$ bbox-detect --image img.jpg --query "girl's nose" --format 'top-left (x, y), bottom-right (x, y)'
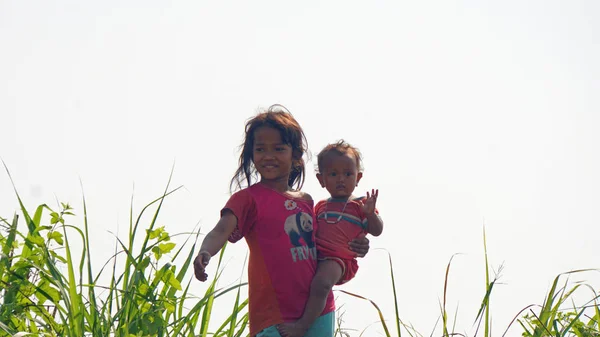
top-left (263, 151), bottom-right (276, 160)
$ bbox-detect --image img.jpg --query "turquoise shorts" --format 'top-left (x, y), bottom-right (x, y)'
top-left (255, 311), bottom-right (335, 337)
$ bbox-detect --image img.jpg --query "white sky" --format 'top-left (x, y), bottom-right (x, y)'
top-left (1, 1), bottom-right (599, 336)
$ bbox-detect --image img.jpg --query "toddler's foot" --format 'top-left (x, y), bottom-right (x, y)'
top-left (278, 321), bottom-right (308, 337)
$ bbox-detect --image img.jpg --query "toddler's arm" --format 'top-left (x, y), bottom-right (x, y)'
top-left (366, 212), bottom-right (383, 237)
top-left (362, 189), bottom-right (383, 236)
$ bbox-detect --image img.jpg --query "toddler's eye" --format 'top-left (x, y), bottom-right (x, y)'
top-left (345, 172), bottom-right (353, 177)
top-left (329, 172), bottom-right (337, 177)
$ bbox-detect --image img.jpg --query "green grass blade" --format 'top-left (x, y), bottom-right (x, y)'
top-left (227, 252), bottom-right (248, 337)
top-left (337, 289), bottom-right (391, 337)
top-left (0, 213), bottom-right (18, 282)
top-left (501, 304), bottom-right (536, 337)
top-left (61, 223), bottom-right (84, 336)
top-left (167, 227), bottom-right (202, 299)
top-left (442, 253), bottom-right (460, 337)
top-left (483, 226), bottom-right (490, 337)
top-left (80, 182), bottom-right (101, 336)
top-left (385, 251), bottom-right (402, 337)
top-left (0, 320), bottom-right (16, 335)
top-left (212, 299), bottom-right (249, 336)
top-left (200, 244), bottom-right (228, 336)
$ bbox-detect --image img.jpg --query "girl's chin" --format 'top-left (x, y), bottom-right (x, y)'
top-left (260, 175), bottom-right (286, 182)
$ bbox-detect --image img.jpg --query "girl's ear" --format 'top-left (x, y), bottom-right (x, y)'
top-left (293, 150), bottom-right (303, 161)
top-left (292, 152), bottom-right (303, 167)
top-left (292, 158), bottom-right (303, 172)
top-left (356, 172), bottom-right (363, 186)
top-left (316, 173), bottom-right (326, 188)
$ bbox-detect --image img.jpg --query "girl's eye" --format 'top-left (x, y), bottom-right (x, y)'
top-left (255, 148), bottom-right (264, 152)
top-left (276, 147), bottom-right (285, 152)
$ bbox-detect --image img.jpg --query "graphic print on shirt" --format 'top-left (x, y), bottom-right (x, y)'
top-left (283, 210), bottom-right (317, 262)
top-left (284, 199), bottom-right (298, 211)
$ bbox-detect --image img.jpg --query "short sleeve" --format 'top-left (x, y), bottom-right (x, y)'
top-left (314, 199), bottom-right (326, 217)
top-left (222, 189), bottom-right (257, 243)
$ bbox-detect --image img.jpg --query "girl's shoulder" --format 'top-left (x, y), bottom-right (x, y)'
top-left (225, 187), bottom-right (257, 209)
top-left (286, 190), bottom-right (313, 202)
top-left (229, 186), bottom-right (255, 199)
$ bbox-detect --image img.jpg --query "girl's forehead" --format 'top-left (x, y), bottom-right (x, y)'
top-left (253, 126), bottom-right (283, 143)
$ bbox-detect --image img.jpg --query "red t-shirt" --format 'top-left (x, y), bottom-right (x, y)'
top-left (315, 197), bottom-right (376, 259)
top-left (224, 183), bottom-right (335, 336)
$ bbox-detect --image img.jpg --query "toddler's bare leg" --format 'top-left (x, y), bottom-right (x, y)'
top-left (279, 260), bottom-right (343, 337)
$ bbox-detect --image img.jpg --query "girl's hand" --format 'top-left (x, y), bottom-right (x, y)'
top-left (361, 189), bottom-right (379, 215)
top-left (193, 251), bottom-right (211, 281)
top-left (349, 235), bottom-right (370, 258)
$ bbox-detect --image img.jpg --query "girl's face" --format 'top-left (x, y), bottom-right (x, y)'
top-left (252, 126), bottom-right (294, 184)
top-left (317, 153), bottom-right (363, 199)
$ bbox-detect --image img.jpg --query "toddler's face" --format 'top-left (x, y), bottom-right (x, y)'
top-left (317, 153), bottom-right (362, 199)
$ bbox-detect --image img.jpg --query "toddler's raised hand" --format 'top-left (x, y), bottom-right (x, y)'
top-left (193, 251), bottom-right (211, 282)
top-left (362, 189), bottom-right (379, 215)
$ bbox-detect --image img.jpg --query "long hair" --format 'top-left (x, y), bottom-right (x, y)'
top-left (230, 104), bottom-right (309, 193)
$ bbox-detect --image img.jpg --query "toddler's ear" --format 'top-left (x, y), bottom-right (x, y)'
top-left (356, 172), bottom-right (363, 186)
top-left (316, 173), bottom-right (326, 188)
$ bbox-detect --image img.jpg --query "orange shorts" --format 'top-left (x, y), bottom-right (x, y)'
top-left (318, 256), bottom-right (359, 285)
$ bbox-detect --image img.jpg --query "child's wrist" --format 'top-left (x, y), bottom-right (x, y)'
top-left (199, 250), bottom-right (211, 257)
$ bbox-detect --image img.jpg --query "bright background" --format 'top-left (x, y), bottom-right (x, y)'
top-left (1, 1), bottom-right (599, 336)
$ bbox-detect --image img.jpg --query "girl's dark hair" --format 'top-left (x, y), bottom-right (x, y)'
top-left (316, 139), bottom-right (363, 173)
top-left (230, 104), bottom-right (309, 193)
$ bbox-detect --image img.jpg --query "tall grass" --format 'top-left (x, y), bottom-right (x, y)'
top-left (0, 164), bottom-right (248, 337)
top-left (509, 269), bottom-right (600, 337)
top-left (338, 227), bottom-right (599, 337)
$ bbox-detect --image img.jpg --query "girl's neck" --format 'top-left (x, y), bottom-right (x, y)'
top-left (259, 177), bottom-right (292, 193)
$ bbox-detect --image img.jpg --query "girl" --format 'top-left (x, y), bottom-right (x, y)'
top-left (193, 105), bottom-right (370, 337)
top-left (279, 140), bottom-right (383, 337)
